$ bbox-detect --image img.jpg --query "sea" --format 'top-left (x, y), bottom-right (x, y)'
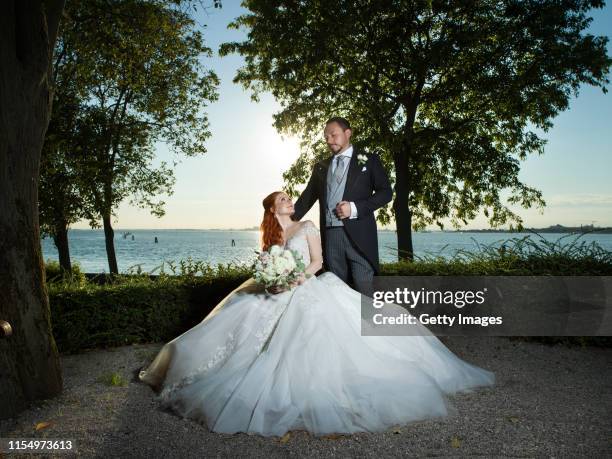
top-left (40, 229), bottom-right (612, 274)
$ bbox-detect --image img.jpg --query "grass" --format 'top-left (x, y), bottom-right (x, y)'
top-left (96, 372), bottom-right (128, 387)
top-left (382, 231), bottom-right (612, 276)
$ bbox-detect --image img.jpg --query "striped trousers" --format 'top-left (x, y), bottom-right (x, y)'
top-left (324, 227), bottom-right (374, 296)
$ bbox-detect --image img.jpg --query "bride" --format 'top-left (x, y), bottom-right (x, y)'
top-left (138, 191), bottom-right (495, 437)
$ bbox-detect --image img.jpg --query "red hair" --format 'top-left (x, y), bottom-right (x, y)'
top-left (260, 191), bottom-right (284, 251)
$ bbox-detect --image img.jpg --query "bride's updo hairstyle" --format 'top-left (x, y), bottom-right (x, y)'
top-left (261, 191), bottom-right (284, 251)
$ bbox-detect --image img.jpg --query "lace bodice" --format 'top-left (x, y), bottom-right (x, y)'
top-left (284, 220), bottom-right (319, 266)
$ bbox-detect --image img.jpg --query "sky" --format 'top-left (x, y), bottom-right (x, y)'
top-left (73, 1), bottom-right (612, 230)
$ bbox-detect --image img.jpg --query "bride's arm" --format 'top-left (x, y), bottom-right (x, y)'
top-left (305, 228), bottom-right (323, 276)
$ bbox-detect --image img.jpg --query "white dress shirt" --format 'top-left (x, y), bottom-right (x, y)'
top-left (331, 145), bottom-right (358, 219)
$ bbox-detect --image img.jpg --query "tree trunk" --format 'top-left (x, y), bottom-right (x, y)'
top-left (52, 219), bottom-right (72, 274)
top-left (102, 213), bottom-right (119, 274)
top-left (0, 0), bottom-right (66, 419)
top-left (393, 149), bottom-right (414, 261)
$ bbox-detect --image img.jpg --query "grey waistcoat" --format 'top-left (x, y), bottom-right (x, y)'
top-left (325, 156), bottom-right (349, 227)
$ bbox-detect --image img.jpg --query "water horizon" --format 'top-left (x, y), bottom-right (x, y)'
top-left (41, 228), bottom-right (612, 274)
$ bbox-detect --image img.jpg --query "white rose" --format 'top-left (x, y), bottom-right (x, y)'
top-left (285, 257), bottom-right (296, 271)
top-left (275, 257), bottom-right (290, 273)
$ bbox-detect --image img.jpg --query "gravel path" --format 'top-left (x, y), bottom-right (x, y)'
top-left (1, 337), bottom-right (611, 458)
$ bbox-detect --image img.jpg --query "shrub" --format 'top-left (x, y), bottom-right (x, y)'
top-left (46, 234), bottom-right (611, 352)
top-left (45, 258), bottom-right (86, 285)
top-left (48, 263), bottom-right (251, 354)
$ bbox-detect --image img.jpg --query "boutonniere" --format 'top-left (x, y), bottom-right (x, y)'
top-left (357, 153), bottom-right (368, 167)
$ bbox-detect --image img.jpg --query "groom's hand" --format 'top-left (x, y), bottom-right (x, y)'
top-left (335, 201), bottom-right (351, 219)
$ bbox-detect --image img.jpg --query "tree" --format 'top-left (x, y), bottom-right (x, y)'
top-left (0, 0), bottom-right (66, 419)
top-left (220, 0), bottom-right (611, 260)
top-left (38, 3), bottom-right (105, 275)
top-left (1, 0), bottom-right (220, 420)
top-left (44, 0), bottom-right (219, 274)
top-left (39, 52), bottom-right (95, 274)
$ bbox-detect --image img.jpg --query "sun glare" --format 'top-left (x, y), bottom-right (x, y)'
top-left (255, 124), bottom-right (302, 170)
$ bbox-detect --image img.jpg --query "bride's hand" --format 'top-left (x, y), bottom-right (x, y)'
top-left (288, 279), bottom-right (300, 289)
top-left (268, 285), bottom-right (286, 294)
top-left (270, 275), bottom-right (306, 294)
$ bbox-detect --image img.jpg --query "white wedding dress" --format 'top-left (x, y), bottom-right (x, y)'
top-left (139, 221), bottom-right (495, 436)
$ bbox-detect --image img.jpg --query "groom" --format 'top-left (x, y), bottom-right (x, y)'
top-left (292, 117), bottom-right (392, 294)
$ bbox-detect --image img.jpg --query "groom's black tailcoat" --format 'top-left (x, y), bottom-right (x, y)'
top-left (292, 147), bottom-right (392, 274)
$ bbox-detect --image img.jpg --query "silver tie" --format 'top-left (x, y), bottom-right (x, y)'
top-left (333, 155), bottom-right (346, 184)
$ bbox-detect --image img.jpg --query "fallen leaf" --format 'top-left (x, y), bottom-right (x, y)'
top-left (35, 421), bottom-right (52, 431)
top-left (451, 435), bottom-right (461, 448)
top-left (323, 434), bottom-right (342, 440)
top-left (279, 432), bottom-right (291, 443)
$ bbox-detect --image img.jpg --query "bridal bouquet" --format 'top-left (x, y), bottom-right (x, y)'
top-left (252, 245), bottom-right (306, 292)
